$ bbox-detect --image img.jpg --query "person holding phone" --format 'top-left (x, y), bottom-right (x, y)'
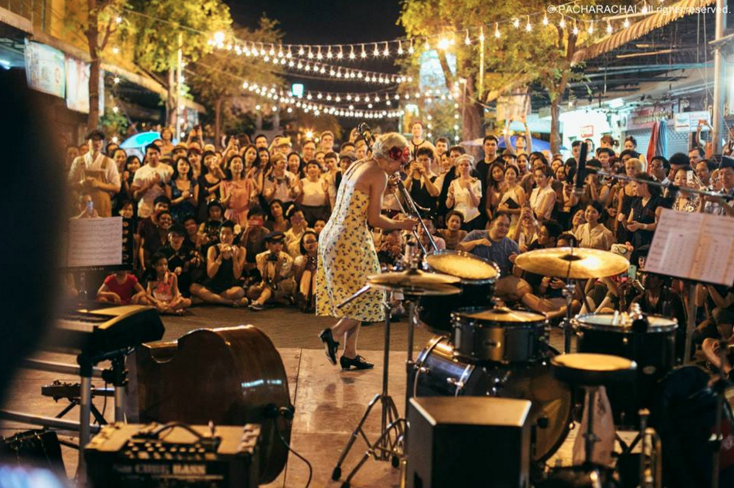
top-left (672, 166), bottom-right (702, 213)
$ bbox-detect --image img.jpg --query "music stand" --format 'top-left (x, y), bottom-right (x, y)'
top-left (645, 209), bottom-right (734, 488)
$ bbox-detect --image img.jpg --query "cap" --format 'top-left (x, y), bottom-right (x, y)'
top-left (502, 149), bottom-right (517, 158)
top-left (264, 231), bottom-right (286, 243)
top-left (168, 223), bottom-right (186, 236)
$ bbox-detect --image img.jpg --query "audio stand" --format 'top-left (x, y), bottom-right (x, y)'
top-left (561, 281), bottom-right (576, 354)
top-left (331, 291), bottom-right (406, 488)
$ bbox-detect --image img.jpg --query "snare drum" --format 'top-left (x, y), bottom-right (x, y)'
top-left (418, 251), bottom-right (499, 335)
top-left (451, 307), bottom-right (548, 363)
top-left (574, 313), bottom-right (677, 426)
top-left (411, 336), bottom-right (572, 462)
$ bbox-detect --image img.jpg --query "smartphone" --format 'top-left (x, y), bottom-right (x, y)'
top-left (687, 170), bottom-right (695, 185)
top-left (628, 265), bottom-right (637, 281)
top-left (86, 200), bottom-right (94, 216)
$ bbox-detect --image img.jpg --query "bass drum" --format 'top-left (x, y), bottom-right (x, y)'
top-left (411, 336), bottom-right (572, 462)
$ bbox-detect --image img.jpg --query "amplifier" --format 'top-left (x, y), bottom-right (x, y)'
top-left (84, 423), bottom-right (260, 488)
top-left (407, 397), bottom-right (532, 488)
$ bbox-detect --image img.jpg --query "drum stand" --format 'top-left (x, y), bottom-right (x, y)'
top-left (331, 291), bottom-right (406, 488)
top-left (561, 281), bottom-right (576, 354)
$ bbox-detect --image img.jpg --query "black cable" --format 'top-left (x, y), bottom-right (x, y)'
top-left (274, 417), bottom-right (312, 488)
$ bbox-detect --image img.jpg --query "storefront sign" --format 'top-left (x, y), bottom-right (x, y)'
top-left (674, 111), bottom-right (711, 132)
top-left (65, 57), bottom-right (90, 113)
top-left (626, 106), bottom-right (673, 131)
top-left (580, 125), bottom-right (594, 138)
top-left (24, 41), bottom-right (65, 98)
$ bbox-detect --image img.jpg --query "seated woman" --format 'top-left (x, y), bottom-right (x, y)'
top-left (144, 253), bottom-right (192, 314)
top-left (293, 230), bottom-right (319, 312)
top-left (247, 231), bottom-right (295, 311)
top-left (575, 201), bottom-right (614, 250)
top-left (97, 270), bottom-right (146, 305)
top-left (437, 210), bottom-right (467, 251)
top-left (190, 220), bottom-right (248, 307)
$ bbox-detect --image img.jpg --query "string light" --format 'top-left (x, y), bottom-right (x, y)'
top-left (464, 30), bottom-right (471, 45)
top-left (587, 21), bottom-right (594, 34)
top-left (542, 15), bottom-right (549, 26)
top-left (513, 18), bottom-right (520, 28)
top-left (559, 17), bottom-right (566, 28)
top-left (606, 21), bottom-right (613, 34)
top-left (572, 22), bottom-right (579, 35)
top-left (494, 23), bottom-right (500, 39)
top-left (408, 41), bottom-right (414, 54)
top-left (525, 16), bottom-right (532, 32)
top-left (397, 42), bottom-right (404, 55)
top-left (623, 17), bottom-right (630, 28)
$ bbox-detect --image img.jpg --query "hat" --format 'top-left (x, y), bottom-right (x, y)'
top-left (502, 149), bottom-right (517, 158)
top-left (339, 150), bottom-right (357, 161)
top-left (264, 231), bottom-right (285, 243)
top-left (610, 243), bottom-right (631, 261)
top-left (168, 223), bottom-right (186, 236)
top-left (276, 136), bottom-right (292, 147)
top-left (173, 143), bottom-right (188, 152)
top-left (188, 146), bottom-right (202, 155)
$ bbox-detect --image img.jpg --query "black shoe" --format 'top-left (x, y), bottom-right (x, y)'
top-left (318, 329), bottom-right (339, 366)
top-left (340, 355), bottom-right (374, 371)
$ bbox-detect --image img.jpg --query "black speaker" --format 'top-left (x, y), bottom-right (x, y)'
top-left (407, 397), bottom-right (531, 488)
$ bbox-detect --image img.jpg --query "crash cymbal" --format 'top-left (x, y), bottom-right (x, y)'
top-left (457, 307), bottom-right (547, 323)
top-left (368, 269), bottom-right (461, 288)
top-left (514, 247), bottom-right (629, 279)
top-left (368, 282), bottom-right (462, 296)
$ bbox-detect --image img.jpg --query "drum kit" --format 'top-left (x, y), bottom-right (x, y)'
top-left (331, 246), bottom-right (681, 488)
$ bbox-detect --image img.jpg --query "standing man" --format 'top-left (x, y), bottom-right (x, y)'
top-left (302, 139), bottom-right (316, 163)
top-left (132, 143), bottom-right (173, 219)
top-left (704, 157), bottom-right (734, 217)
top-left (477, 135), bottom-right (500, 222)
top-left (254, 134), bottom-right (269, 150)
top-left (433, 137), bottom-right (449, 174)
top-left (68, 129), bottom-right (121, 217)
top-left (320, 131), bottom-right (335, 153)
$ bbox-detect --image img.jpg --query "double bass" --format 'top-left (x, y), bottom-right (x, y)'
top-left (126, 325), bottom-right (293, 483)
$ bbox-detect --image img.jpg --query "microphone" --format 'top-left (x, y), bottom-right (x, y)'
top-left (573, 142), bottom-right (589, 198)
top-left (357, 122), bottom-right (374, 147)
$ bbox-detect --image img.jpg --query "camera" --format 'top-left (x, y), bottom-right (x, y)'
top-left (267, 252), bottom-right (279, 262)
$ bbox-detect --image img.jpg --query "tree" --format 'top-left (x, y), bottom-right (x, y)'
top-left (187, 17), bottom-right (283, 144)
top-left (71, 0), bottom-right (127, 130)
top-left (399, 0), bottom-right (609, 152)
top-left (128, 0), bottom-right (233, 127)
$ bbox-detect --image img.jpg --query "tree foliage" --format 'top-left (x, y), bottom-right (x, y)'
top-left (398, 0), bottom-right (620, 151)
top-left (187, 17), bottom-right (284, 143)
top-left (129, 0), bottom-right (232, 73)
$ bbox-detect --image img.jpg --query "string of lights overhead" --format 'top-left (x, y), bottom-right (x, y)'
top-left (205, 0), bottom-right (657, 63)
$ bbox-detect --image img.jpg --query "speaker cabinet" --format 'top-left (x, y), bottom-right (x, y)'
top-left (407, 396), bottom-right (531, 488)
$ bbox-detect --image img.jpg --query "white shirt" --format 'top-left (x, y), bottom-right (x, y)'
top-left (68, 152), bottom-right (120, 193)
top-left (450, 178), bottom-right (482, 222)
top-left (530, 185), bottom-right (555, 220)
top-left (132, 163), bottom-right (172, 218)
top-left (301, 177), bottom-right (329, 206)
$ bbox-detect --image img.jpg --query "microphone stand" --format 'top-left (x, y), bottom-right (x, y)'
top-left (392, 175), bottom-right (438, 255)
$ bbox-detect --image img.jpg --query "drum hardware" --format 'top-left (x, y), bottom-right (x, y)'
top-left (550, 353), bottom-right (637, 466)
top-left (411, 336), bottom-right (573, 463)
top-left (574, 310), bottom-right (677, 428)
top-left (331, 266), bottom-right (460, 488)
top-left (637, 409), bottom-right (663, 488)
top-left (516, 247), bottom-right (630, 354)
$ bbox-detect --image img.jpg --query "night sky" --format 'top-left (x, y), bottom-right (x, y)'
top-left (225, 0), bottom-right (404, 92)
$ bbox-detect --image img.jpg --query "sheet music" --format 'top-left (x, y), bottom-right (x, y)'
top-left (647, 209), bottom-right (734, 285)
top-left (67, 217), bottom-right (123, 268)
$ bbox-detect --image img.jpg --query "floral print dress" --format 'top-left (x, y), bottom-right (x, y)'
top-left (316, 171), bottom-right (385, 322)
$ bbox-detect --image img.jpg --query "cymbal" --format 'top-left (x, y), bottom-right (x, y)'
top-left (367, 269), bottom-right (461, 295)
top-left (369, 282), bottom-right (462, 296)
top-left (456, 307), bottom-right (546, 323)
top-left (515, 247), bottom-right (629, 279)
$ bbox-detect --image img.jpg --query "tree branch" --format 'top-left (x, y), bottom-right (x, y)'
top-left (100, 20), bottom-right (117, 50)
top-left (437, 50), bottom-right (455, 93)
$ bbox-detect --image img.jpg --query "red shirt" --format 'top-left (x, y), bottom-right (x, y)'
top-left (103, 273), bottom-right (139, 304)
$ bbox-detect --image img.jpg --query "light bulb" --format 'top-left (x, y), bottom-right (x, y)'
top-left (543, 15), bottom-right (549, 26)
top-left (606, 22), bottom-right (613, 34)
top-left (513, 18), bottom-right (520, 28)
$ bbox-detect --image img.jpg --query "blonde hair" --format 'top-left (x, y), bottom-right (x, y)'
top-left (372, 133), bottom-right (408, 160)
top-left (626, 157), bottom-right (643, 174)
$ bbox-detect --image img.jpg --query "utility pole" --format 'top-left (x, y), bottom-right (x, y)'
top-left (711, 0), bottom-right (727, 154)
top-left (175, 32), bottom-right (183, 142)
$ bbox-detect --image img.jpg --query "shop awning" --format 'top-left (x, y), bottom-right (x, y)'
top-left (572, 0), bottom-right (717, 63)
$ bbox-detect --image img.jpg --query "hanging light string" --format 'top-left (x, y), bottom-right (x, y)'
top-left (201, 0), bottom-right (656, 61)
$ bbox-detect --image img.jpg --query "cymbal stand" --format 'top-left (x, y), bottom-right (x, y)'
top-left (561, 280), bottom-right (576, 354)
top-left (332, 290), bottom-right (406, 487)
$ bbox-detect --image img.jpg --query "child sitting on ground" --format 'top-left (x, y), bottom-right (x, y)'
top-left (144, 253), bottom-right (191, 314)
top-left (97, 270), bottom-right (146, 305)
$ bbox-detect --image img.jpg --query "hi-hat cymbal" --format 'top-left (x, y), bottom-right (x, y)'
top-left (515, 247), bottom-right (629, 279)
top-left (456, 307), bottom-right (547, 323)
top-left (367, 269), bottom-right (461, 294)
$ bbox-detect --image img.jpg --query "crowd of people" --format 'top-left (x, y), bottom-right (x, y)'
top-left (65, 121), bottom-right (734, 372)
